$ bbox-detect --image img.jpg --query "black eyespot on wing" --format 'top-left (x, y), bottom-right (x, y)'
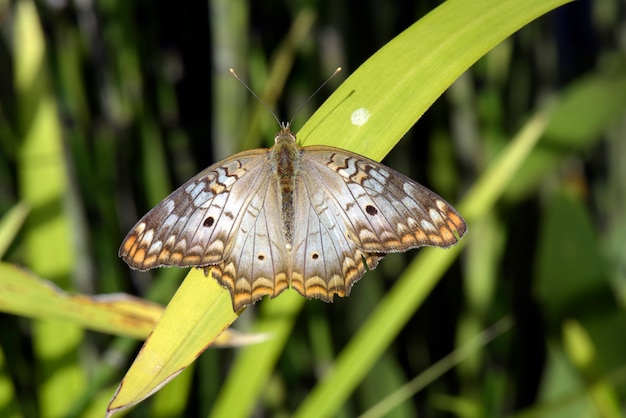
top-left (258, 254), bottom-right (265, 261)
top-left (203, 217), bottom-right (215, 227)
top-left (365, 205), bottom-right (378, 216)
top-left (311, 252), bottom-right (319, 260)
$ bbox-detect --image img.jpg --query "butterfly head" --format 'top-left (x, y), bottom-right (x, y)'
top-left (274, 122), bottom-right (297, 145)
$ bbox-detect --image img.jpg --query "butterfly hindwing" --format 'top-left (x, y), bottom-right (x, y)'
top-left (211, 173), bottom-right (291, 310)
top-left (289, 174), bottom-right (383, 301)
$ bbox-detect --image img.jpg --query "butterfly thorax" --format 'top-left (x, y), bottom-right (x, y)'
top-left (271, 123), bottom-right (301, 249)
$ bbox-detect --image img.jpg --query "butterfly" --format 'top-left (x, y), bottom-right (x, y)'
top-left (119, 122), bottom-right (467, 311)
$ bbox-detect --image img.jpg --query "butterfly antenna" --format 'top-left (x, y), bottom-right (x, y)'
top-left (289, 67), bottom-right (342, 126)
top-left (229, 68), bottom-right (282, 127)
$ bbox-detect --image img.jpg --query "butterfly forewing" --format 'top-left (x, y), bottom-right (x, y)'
top-left (119, 148), bottom-right (269, 270)
top-left (303, 146), bottom-right (467, 251)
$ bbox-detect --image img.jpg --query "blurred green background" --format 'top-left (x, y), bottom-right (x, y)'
top-left (1, 0), bottom-right (625, 417)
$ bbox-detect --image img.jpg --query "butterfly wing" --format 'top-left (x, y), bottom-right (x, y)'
top-left (304, 147), bottom-right (466, 250)
top-left (119, 148), bottom-right (295, 311)
top-left (119, 149), bottom-right (272, 270)
top-left (210, 172), bottom-right (292, 310)
top-left (288, 172), bottom-right (384, 301)
top-left (289, 146), bottom-right (466, 300)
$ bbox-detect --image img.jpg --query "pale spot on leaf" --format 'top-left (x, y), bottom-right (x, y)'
top-left (351, 108), bottom-right (370, 126)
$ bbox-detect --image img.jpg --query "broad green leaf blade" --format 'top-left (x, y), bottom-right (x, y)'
top-left (106, 269), bottom-right (239, 416)
top-left (0, 262), bottom-right (161, 339)
top-left (0, 261), bottom-right (263, 347)
top-left (299, 0), bottom-right (572, 161)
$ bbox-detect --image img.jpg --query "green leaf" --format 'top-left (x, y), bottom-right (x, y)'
top-left (106, 269), bottom-right (239, 416)
top-left (0, 262), bottom-right (162, 339)
top-left (299, 0), bottom-right (571, 159)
